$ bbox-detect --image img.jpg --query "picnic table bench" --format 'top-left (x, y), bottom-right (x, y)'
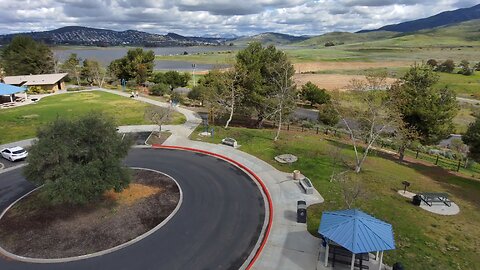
top-left (419, 192), bottom-right (451, 207)
top-left (329, 244), bottom-right (369, 269)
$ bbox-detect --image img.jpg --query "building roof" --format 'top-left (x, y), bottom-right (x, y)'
top-left (0, 83), bottom-right (26, 95)
top-left (318, 209), bottom-right (395, 254)
top-left (3, 73), bottom-right (68, 86)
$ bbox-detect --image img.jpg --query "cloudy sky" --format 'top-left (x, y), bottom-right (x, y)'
top-left (0, 0), bottom-right (478, 36)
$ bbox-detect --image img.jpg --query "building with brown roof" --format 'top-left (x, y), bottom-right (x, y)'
top-left (2, 73), bottom-right (68, 92)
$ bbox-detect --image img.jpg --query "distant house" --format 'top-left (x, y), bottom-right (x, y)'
top-left (2, 73), bottom-right (68, 92)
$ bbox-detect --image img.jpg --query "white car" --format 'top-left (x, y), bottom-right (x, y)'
top-left (1, 146), bottom-right (28, 162)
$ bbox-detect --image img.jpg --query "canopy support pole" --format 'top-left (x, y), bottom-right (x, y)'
top-left (378, 251), bottom-right (384, 270)
top-left (350, 253), bottom-right (355, 270)
top-left (9, 94), bottom-right (13, 103)
top-left (324, 241), bottom-right (329, 267)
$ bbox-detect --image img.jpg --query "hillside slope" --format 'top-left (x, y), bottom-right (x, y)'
top-left (360, 4), bottom-right (480, 33)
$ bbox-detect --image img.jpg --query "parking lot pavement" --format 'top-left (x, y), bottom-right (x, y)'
top-left (0, 158), bottom-right (26, 172)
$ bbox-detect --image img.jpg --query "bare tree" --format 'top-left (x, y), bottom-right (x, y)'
top-left (338, 173), bottom-right (365, 209)
top-left (224, 70), bottom-right (242, 129)
top-left (328, 144), bottom-right (351, 182)
top-left (265, 61), bottom-right (296, 141)
top-left (144, 105), bottom-right (172, 135)
top-left (334, 72), bottom-right (400, 173)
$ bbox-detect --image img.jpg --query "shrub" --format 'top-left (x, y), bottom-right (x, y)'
top-left (149, 83), bottom-right (170, 96)
top-left (27, 86), bottom-right (50, 94)
top-left (170, 92), bottom-right (184, 104)
top-left (318, 103), bottom-right (339, 127)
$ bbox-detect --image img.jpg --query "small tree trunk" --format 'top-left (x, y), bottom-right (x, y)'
top-left (274, 105), bottom-right (282, 141)
top-left (256, 115), bottom-right (264, 129)
top-left (398, 143), bottom-right (406, 161)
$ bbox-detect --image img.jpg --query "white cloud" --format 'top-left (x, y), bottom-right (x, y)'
top-left (0, 0), bottom-right (477, 35)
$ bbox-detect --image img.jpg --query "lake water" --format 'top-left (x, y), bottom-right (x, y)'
top-left (53, 46), bottom-right (234, 71)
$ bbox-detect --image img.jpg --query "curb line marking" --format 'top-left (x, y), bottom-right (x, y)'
top-left (152, 145), bottom-right (273, 270)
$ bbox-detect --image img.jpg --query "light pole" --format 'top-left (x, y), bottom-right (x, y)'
top-left (192, 63), bottom-right (196, 87)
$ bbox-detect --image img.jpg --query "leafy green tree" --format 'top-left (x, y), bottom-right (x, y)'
top-left (151, 71), bottom-right (191, 90)
top-left (437, 59), bottom-right (455, 73)
top-left (108, 48), bottom-right (155, 85)
top-left (149, 83), bottom-right (170, 96)
top-left (426, 59), bottom-right (438, 69)
top-left (1, 35), bottom-right (54, 75)
top-left (187, 85), bottom-right (209, 105)
top-left (318, 103), bottom-right (339, 126)
top-left (81, 59), bottom-right (105, 87)
top-left (301, 82), bottom-right (330, 106)
top-left (389, 64), bottom-right (458, 160)
top-left (24, 113), bottom-right (132, 205)
top-left (463, 115), bottom-right (480, 162)
top-left (235, 42), bottom-right (295, 128)
top-left (458, 60), bottom-right (473, 75)
top-left (61, 53), bottom-right (82, 85)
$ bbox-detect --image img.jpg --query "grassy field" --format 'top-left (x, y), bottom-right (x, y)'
top-left (190, 126), bottom-right (480, 270)
top-left (0, 91), bottom-right (183, 144)
top-left (155, 51), bottom-right (236, 65)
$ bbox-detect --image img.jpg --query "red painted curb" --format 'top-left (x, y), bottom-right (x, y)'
top-left (151, 144), bottom-right (273, 270)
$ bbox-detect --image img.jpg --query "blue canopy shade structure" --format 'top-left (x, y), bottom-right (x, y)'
top-left (319, 209), bottom-right (395, 254)
top-left (319, 209), bottom-right (395, 270)
top-left (0, 83), bottom-right (26, 95)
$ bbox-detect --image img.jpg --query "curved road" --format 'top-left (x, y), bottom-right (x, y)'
top-left (0, 148), bottom-right (265, 270)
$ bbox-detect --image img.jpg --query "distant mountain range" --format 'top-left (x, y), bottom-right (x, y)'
top-left (359, 3), bottom-right (480, 33)
top-left (232, 32), bottom-right (310, 46)
top-left (0, 26), bottom-right (231, 47)
top-left (0, 4), bottom-right (479, 47)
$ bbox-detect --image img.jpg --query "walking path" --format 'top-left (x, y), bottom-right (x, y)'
top-left (0, 88), bottom-right (326, 270)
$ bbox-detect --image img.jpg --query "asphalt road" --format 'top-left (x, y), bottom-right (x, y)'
top-left (0, 148), bottom-right (265, 270)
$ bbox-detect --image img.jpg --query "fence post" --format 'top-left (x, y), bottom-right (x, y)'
top-left (316, 127), bottom-right (319, 134)
top-left (287, 123), bottom-right (290, 131)
top-left (435, 155), bottom-right (439, 165)
top-left (457, 160), bottom-right (461, 172)
top-left (415, 150), bottom-right (419, 159)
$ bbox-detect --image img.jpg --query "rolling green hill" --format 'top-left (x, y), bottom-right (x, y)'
top-left (294, 19), bottom-right (480, 49)
top-left (296, 31), bottom-right (398, 47)
top-left (232, 32), bottom-right (309, 46)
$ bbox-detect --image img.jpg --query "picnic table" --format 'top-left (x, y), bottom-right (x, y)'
top-left (329, 244), bottom-right (369, 269)
top-left (419, 192), bottom-right (451, 207)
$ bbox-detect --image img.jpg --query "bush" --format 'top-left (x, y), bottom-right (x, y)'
top-left (170, 92), bottom-right (184, 104)
top-left (324, 41), bottom-right (335, 47)
top-left (149, 83), bottom-right (170, 96)
top-left (318, 103), bottom-right (339, 126)
top-left (24, 113), bottom-right (132, 205)
top-left (437, 59), bottom-right (455, 73)
top-left (27, 86), bottom-right (50, 94)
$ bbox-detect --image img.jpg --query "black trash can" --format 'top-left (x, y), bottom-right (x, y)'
top-left (297, 200), bottom-right (307, 223)
top-left (412, 195), bottom-right (422, 206)
top-left (393, 262), bottom-right (404, 270)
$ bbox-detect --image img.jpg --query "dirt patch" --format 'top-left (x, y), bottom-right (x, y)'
top-left (0, 169), bottom-right (180, 259)
top-left (293, 74), bottom-right (397, 91)
top-left (146, 131), bottom-right (171, 145)
top-left (293, 61), bottom-right (411, 73)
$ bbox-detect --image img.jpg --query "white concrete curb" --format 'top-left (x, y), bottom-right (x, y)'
top-left (0, 167), bottom-right (183, 263)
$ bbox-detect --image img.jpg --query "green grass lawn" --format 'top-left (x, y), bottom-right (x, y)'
top-left (191, 126), bottom-right (480, 270)
top-left (155, 51), bottom-right (236, 65)
top-left (0, 91), bottom-right (183, 144)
